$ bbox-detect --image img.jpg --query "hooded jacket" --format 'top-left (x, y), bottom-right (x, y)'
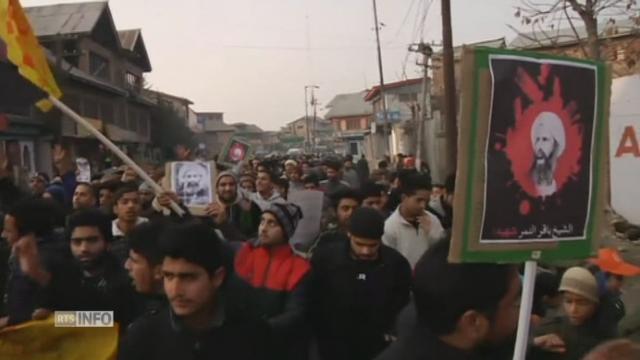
top-left (234, 239), bottom-right (312, 360)
top-left (215, 172), bottom-right (262, 242)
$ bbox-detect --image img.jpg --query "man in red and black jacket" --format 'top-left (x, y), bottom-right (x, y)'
top-left (234, 202), bottom-right (312, 360)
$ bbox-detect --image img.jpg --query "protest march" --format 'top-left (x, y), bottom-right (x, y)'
top-left (2, 0), bottom-right (640, 359)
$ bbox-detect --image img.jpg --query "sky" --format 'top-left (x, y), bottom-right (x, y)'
top-left (23, 0), bottom-right (522, 131)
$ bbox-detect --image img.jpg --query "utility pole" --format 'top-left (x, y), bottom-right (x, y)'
top-left (372, 0), bottom-right (390, 157)
top-left (409, 42), bottom-right (433, 173)
top-left (304, 86), bottom-right (310, 152)
top-left (441, 0), bottom-right (457, 172)
top-left (312, 89), bottom-right (318, 153)
top-left (305, 85), bottom-right (319, 154)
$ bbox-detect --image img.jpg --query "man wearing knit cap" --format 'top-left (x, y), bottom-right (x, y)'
top-left (532, 267), bottom-right (613, 360)
top-left (311, 207), bottom-right (411, 360)
top-left (234, 203), bottom-right (311, 360)
top-left (205, 171), bottom-right (262, 242)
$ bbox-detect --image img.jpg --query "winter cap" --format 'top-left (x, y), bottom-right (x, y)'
top-left (264, 203), bottom-right (303, 240)
top-left (349, 207), bottom-right (384, 240)
top-left (216, 171), bottom-right (237, 187)
top-left (284, 159), bottom-right (298, 167)
top-left (589, 248), bottom-right (640, 277)
top-left (559, 267), bottom-right (599, 303)
top-left (138, 182), bottom-right (153, 193)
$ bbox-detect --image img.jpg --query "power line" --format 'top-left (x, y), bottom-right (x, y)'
top-left (390, 0), bottom-right (418, 43)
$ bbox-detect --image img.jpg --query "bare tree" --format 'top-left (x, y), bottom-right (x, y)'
top-left (513, 0), bottom-right (640, 60)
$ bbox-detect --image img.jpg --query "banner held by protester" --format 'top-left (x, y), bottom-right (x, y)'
top-left (450, 47), bottom-right (610, 264)
top-left (219, 137), bottom-right (252, 168)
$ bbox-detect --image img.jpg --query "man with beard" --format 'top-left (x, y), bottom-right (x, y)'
top-left (176, 163), bottom-right (210, 206)
top-left (206, 171), bottom-right (262, 242)
top-left (72, 182), bottom-right (97, 210)
top-left (311, 208), bottom-right (411, 360)
top-left (6, 208), bottom-right (135, 328)
top-left (530, 112), bottom-right (566, 197)
top-left (64, 209), bottom-right (135, 327)
top-left (28, 172), bottom-right (49, 198)
top-left (375, 239), bottom-right (521, 360)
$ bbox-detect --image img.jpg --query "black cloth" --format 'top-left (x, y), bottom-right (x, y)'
top-left (39, 252), bottom-right (137, 329)
top-left (0, 177), bottom-right (25, 215)
top-left (384, 188), bottom-right (401, 214)
top-left (118, 304), bottom-right (273, 360)
top-left (109, 236), bottom-right (129, 267)
top-left (311, 240), bottom-right (412, 360)
top-left (3, 233), bottom-right (68, 325)
top-left (313, 230), bottom-right (349, 254)
top-left (375, 323), bottom-right (484, 360)
top-left (216, 200), bottom-right (262, 242)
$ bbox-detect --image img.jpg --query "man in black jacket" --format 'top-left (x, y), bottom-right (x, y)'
top-left (14, 209), bottom-right (136, 328)
top-left (311, 207), bottom-right (412, 360)
top-left (119, 222), bottom-right (272, 360)
top-left (375, 239), bottom-right (521, 360)
top-left (0, 198), bottom-right (68, 327)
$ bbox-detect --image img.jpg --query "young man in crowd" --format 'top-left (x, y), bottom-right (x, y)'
top-left (532, 267), bottom-right (615, 360)
top-left (251, 170), bottom-right (285, 211)
top-left (239, 173), bottom-right (257, 193)
top-left (360, 181), bottom-right (385, 213)
top-left (303, 174), bottom-right (320, 191)
top-left (311, 207), bottom-right (411, 360)
top-left (119, 222), bottom-right (272, 360)
top-left (382, 173), bottom-right (444, 268)
top-left (52, 209), bottom-right (135, 327)
top-left (0, 199), bottom-right (67, 327)
top-left (98, 180), bottom-right (119, 217)
top-left (28, 172), bottom-right (49, 198)
top-left (313, 189), bottom-right (361, 251)
top-left (376, 239), bottom-right (521, 360)
top-left (342, 156), bottom-right (360, 189)
top-left (234, 203), bottom-right (311, 360)
top-left (319, 160), bottom-right (351, 198)
top-left (110, 185), bottom-right (149, 266)
top-left (124, 221), bottom-right (168, 318)
top-left (72, 182), bottom-right (97, 210)
top-left (206, 171), bottom-right (262, 242)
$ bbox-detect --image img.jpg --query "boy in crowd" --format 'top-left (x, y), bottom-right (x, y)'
top-left (382, 173), bottom-right (444, 268)
top-left (110, 185), bottom-right (149, 266)
top-left (119, 222), bottom-right (272, 360)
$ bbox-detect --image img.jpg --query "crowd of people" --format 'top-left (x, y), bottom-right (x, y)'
top-left (0, 143), bottom-right (639, 360)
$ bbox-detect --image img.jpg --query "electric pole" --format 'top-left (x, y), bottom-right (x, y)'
top-left (409, 42), bottom-right (433, 173)
top-left (372, 0), bottom-right (390, 157)
top-left (305, 85), bottom-right (319, 154)
top-left (441, 0), bottom-right (457, 172)
top-left (304, 86), bottom-right (310, 152)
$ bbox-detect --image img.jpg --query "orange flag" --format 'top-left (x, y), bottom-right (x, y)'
top-left (0, 0), bottom-right (62, 111)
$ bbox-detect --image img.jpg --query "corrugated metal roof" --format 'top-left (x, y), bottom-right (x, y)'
top-left (325, 91), bottom-right (372, 119)
top-left (25, 1), bottom-right (107, 37)
top-left (509, 19), bottom-right (639, 49)
top-left (118, 29), bottom-right (140, 51)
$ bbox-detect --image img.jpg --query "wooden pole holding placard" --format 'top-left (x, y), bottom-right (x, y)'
top-left (513, 260), bottom-right (537, 360)
top-left (49, 95), bottom-right (186, 217)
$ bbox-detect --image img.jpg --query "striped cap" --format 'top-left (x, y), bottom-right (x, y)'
top-left (264, 203), bottom-right (303, 240)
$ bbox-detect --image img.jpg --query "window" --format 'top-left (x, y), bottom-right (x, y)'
top-left (398, 93), bottom-right (418, 103)
top-left (616, 48), bottom-right (626, 61)
top-left (346, 118), bottom-right (360, 130)
top-left (125, 71), bottom-right (141, 90)
top-left (89, 52), bottom-right (110, 80)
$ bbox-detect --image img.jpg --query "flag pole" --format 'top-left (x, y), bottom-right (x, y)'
top-left (513, 260), bottom-right (537, 360)
top-left (49, 95), bottom-right (185, 217)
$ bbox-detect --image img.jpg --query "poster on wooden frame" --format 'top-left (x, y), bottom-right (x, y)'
top-left (449, 47), bottom-right (611, 263)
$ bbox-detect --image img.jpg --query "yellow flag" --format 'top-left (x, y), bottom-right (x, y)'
top-left (0, 0), bottom-right (62, 111)
top-left (0, 317), bottom-right (119, 360)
